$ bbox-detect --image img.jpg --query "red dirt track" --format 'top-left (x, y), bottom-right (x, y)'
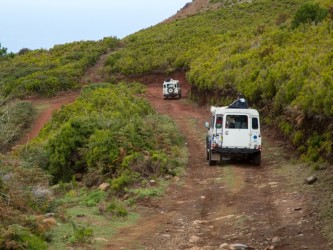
top-left (105, 73), bottom-right (329, 250)
top-left (14, 69), bottom-right (329, 249)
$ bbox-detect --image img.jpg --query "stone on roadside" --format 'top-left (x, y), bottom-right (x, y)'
top-left (32, 186), bottom-right (53, 201)
top-left (229, 243), bottom-right (254, 250)
top-left (42, 218), bottom-right (57, 226)
top-left (219, 243), bottom-right (229, 249)
top-left (2, 173), bottom-right (13, 182)
top-left (272, 236), bottom-right (280, 243)
top-left (98, 183), bottom-right (110, 191)
top-left (189, 235), bottom-right (200, 243)
top-left (305, 176), bottom-right (317, 185)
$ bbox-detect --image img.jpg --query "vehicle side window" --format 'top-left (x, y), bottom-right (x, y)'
top-left (226, 115), bottom-right (248, 129)
top-left (216, 116), bottom-right (223, 128)
top-left (252, 117), bottom-right (259, 130)
top-left (211, 116), bottom-right (215, 128)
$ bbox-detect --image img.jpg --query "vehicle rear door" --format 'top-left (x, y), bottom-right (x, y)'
top-left (223, 114), bottom-right (250, 148)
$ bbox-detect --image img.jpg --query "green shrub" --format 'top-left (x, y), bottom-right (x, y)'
top-left (69, 221), bottom-right (93, 243)
top-left (0, 38), bottom-right (119, 98)
top-left (0, 224), bottom-right (47, 250)
top-left (82, 190), bottom-right (106, 207)
top-left (0, 101), bottom-right (35, 150)
top-left (46, 117), bottom-right (97, 183)
top-left (292, 130), bottom-right (304, 146)
top-left (28, 83), bottom-right (185, 188)
top-left (278, 120), bottom-right (293, 136)
top-left (292, 2), bottom-right (328, 28)
top-left (111, 170), bottom-right (138, 192)
top-left (107, 199), bottom-right (128, 217)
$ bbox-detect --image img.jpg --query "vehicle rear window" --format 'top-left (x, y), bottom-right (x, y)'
top-left (252, 117), bottom-right (259, 130)
top-left (226, 115), bottom-right (248, 129)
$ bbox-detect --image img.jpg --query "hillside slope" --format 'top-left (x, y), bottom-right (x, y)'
top-left (102, 0), bottom-right (333, 165)
top-left (0, 0), bottom-right (333, 248)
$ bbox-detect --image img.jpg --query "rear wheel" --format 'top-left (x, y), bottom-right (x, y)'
top-left (208, 145), bottom-right (217, 166)
top-left (253, 152), bottom-right (261, 166)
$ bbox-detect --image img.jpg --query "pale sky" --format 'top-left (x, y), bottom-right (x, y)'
top-left (0, 0), bottom-right (190, 53)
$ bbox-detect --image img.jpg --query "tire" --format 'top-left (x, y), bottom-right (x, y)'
top-left (208, 144), bottom-right (217, 166)
top-left (253, 152), bottom-right (261, 166)
top-left (179, 93), bottom-right (182, 98)
top-left (167, 88), bottom-right (174, 94)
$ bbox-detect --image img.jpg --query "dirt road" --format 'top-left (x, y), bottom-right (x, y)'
top-left (14, 70), bottom-right (329, 249)
top-left (16, 91), bottom-right (79, 146)
top-left (106, 73), bottom-right (329, 250)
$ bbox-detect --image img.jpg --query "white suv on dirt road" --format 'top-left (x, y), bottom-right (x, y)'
top-left (205, 105), bottom-right (262, 166)
top-left (163, 79), bottom-right (181, 99)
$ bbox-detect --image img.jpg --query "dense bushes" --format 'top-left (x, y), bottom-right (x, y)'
top-left (0, 101), bottom-right (35, 151)
top-left (292, 2), bottom-right (328, 28)
top-left (0, 37), bottom-right (119, 98)
top-left (24, 83), bottom-right (185, 186)
top-left (102, 0), bottom-right (333, 163)
top-left (2, 82), bottom-right (185, 247)
top-left (0, 154), bottom-right (51, 249)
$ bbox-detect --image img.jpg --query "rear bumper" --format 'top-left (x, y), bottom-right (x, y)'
top-left (212, 147), bottom-right (261, 156)
top-left (163, 93), bottom-right (180, 97)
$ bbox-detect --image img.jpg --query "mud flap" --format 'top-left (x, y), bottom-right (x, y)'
top-left (211, 152), bottom-right (220, 161)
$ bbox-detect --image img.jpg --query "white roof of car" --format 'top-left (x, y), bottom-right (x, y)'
top-left (163, 79), bottom-right (179, 84)
top-left (211, 106), bottom-right (259, 116)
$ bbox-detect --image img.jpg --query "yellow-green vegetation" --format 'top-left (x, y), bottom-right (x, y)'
top-left (0, 154), bottom-right (51, 249)
top-left (47, 183), bottom-right (141, 249)
top-left (1, 0), bottom-right (333, 247)
top-left (0, 37), bottom-right (119, 98)
top-left (0, 101), bottom-right (36, 151)
top-left (0, 83), bottom-right (186, 248)
top-left (22, 83), bottom-right (186, 185)
top-left (103, 0), bottom-right (333, 164)
top-left (0, 37), bottom-right (119, 151)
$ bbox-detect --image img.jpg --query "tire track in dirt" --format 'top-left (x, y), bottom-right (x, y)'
top-left (106, 73), bottom-right (329, 250)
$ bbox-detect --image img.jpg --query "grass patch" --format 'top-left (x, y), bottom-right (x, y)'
top-left (218, 165), bottom-right (245, 193)
top-left (48, 205), bottom-right (140, 249)
top-left (129, 180), bottom-right (168, 199)
top-left (35, 103), bottom-right (50, 114)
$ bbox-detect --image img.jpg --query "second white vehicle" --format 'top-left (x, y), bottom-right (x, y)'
top-left (163, 79), bottom-right (181, 99)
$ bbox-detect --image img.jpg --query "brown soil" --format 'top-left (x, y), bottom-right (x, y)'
top-left (16, 91), bottom-right (79, 146)
top-left (105, 73), bottom-right (330, 250)
top-left (163, 0), bottom-right (221, 23)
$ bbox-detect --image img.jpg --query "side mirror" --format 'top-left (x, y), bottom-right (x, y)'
top-left (205, 122), bottom-right (209, 129)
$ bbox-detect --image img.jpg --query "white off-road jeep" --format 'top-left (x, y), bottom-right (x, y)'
top-left (205, 106), bottom-right (262, 166)
top-left (163, 79), bottom-right (181, 99)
